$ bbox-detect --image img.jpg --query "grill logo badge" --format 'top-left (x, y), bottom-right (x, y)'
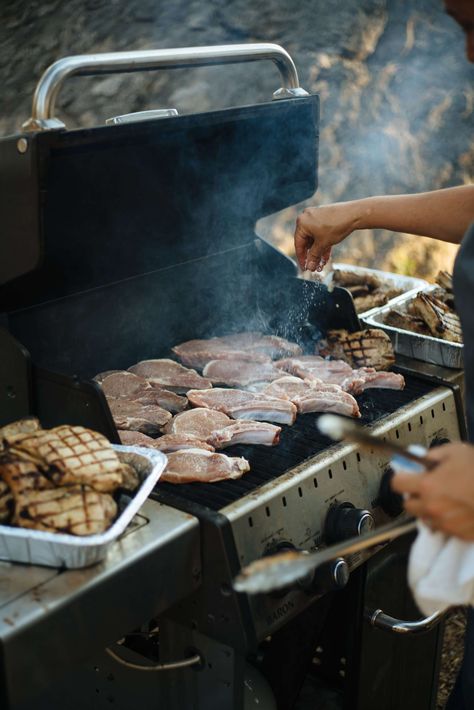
top-left (266, 599), bottom-right (295, 626)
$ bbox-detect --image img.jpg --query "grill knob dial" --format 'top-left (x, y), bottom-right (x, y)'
top-left (378, 467), bottom-right (404, 518)
top-left (324, 502), bottom-right (375, 544)
top-left (306, 557), bottom-right (350, 595)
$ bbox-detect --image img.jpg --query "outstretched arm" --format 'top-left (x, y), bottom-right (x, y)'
top-left (294, 185), bottom-right (474, 272)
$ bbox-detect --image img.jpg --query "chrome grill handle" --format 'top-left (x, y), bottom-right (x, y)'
top-left (23, 43), bottom-right (308, 131)
top-left (366, 608), bottom-right (445, 635)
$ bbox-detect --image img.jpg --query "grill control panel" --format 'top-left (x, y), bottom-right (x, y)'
top-left (222, 386), bottom-right (462, 639)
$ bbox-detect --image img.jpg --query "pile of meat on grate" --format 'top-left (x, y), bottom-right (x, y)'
top-left (95, 330), bottom-right (404, 485)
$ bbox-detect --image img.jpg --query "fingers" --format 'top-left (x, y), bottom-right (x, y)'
top-left (391, 472), bottom-right (424, 495)
top-left (294, 226), bottom-right (312, 271)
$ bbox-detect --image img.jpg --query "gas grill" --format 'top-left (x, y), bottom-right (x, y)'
top-left (0, 45), bottom-right (466, 710)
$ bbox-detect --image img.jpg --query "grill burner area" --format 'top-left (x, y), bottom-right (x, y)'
top-left (154, 372), bottom-right (433, 511)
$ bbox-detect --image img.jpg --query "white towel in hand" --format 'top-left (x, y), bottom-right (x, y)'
top-left (408, 523), bottom-right (474, 616)
top-left (391, 446), bottom-right (474, 616)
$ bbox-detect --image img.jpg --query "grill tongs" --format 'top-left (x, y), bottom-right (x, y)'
top-left (234, 414), bottom-right (434, 595)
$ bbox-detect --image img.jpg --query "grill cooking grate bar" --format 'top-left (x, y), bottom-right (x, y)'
top-left (153, 375), bottom-right (434, 512)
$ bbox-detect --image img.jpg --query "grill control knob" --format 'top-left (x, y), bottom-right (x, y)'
top-left (430, 437), bottom-right (450, 448)
top-left (305, 557), bottom-right (350, 595)
top-left (324, 502), bottom-right (375, 544)
top-left (377, 467), bottom-right (404, 518)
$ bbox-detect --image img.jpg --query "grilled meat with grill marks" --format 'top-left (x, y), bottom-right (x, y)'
top-left (187, 388), bottom-right (297, 425)
top-left (0, 417), bottom-right (40, 451)
top-left (129, 359), bottom-right (212, 393)
top-left (108, 399), bottom-right (171, 435)
top-left (15, 485), bottom-right (117, 535)
top-left (202, 360), bottom-right (284, 387)
top-left (8, 426), bottom-right (126, 493)
top-left (173, 332), bottom-right (302, 368)
top-left (333, 269), bottom-right (381, 289)
top-left (435, 270), bottom-right (453, 292)
top-left (163, 448), bottom-right (250, 484)
top-left (384, 309), bottom-right (431, 334)
top-left (0, 479), bottom-right (13, 523)
top-left (319, 328), bottom-right (396, 370)
top-left (411, 293), bottom-right (462, 343)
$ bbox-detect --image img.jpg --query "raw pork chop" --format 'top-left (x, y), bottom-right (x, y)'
top-left (163, 449), bottom-right (250, 483)
top-left (164, 408), bottom-right (232, 438)
top-left (202, 360), bottom-right (284, 387)
top-left (96, 370), bottom-right (187, 412)
top-left (173, 332), bottom-right (302, 368)
top-left (108, 399), bottom-right (171, 435)
top-left (118, 430), bottom-right (214, 452)
top-left (341, 368), bottom-right (405, 395)
top-left (277, 356), bottom-right (353, 384)
top-left (128, 359), bottom-right (212, 393)
top-left (208, 421), bottom-right (281, 448)
top-left (263, 376), bottom-right (360, 418)
top-left (187, 388), bottom-right (297, 425)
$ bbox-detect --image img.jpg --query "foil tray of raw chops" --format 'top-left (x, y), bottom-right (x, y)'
top-left (0, 418), bottom-right (167, 569)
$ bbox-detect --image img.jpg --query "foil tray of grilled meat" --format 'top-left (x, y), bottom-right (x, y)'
top-left (324, 263), bottom-right (428, 316)
top-left (0, 418), bottom-right (167, 568)
top-left (363, 272), bottom-right (463, 369)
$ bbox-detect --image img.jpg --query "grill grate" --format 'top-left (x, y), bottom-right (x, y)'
top-left (153, 374), bottom-right (434, 512)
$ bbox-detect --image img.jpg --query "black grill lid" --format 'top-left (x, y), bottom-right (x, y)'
top-left (0, 97), bottom-right (318, 308)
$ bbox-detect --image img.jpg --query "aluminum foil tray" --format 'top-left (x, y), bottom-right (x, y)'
top-left (0, 445), bottom-right (167, 569)
top-left (362, 287), bottom-right (463, 369)
top-left (327, 263), bottom-right (428, 318)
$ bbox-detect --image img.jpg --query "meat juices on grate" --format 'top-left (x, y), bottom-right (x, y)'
top-left (164, 408), bottom-right (232, 438)
top-left (263, 376), bottom-right (360, 417)
top-left (163, 448), bottom-right (250, 484)
top-left (202, 360), bottom-right (284, 387)
top-left (7, 426), bottom-right (125, 493)
top-left (208, 421), bottom-right (281, 448)
top-left (173, 332), bottom-right (302, 368)
top-left (14, 485), bottom-right (117, 535)
top-left (319, 328), bottom-right (396, 370)
top-left (96, 371), bottom-right (187, 413)
top-left (128, 359), bottom-right (212, 393)
top-left (108, 399), bottom-right (171, 435)
top-left (187, 388), bottom-right (297, 425)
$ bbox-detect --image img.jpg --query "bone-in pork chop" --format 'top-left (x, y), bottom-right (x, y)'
top-left (164, 408), bottom-right (232, 438)
top-left (202, 360), bottom-right (284, 387)
top-left (187, 388), bottom-right (297, 425)
top-left (341, 368), bottom-right (405, 395)
top-left (163, 449), bottom-right (250, 483)
top-left (208, 421), bottom-right (281, 448)
top-left (263, 376), bottom-right (360, 417)
top-left (277, 356), bottom-right (353, 384)
top-left (173, 332), bottom-right (302, 368)
top-left (96, 371), bottom-right (187, 412)
top-left (118, 429), bottom-right (214, 452)
top-left (128, 359), bottom-right (212, 393)
top-left (108, 399), bottom-right (171, 435)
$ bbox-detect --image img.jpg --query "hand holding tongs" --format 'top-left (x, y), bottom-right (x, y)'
top-left (234, 414), bottom-right (433, 595)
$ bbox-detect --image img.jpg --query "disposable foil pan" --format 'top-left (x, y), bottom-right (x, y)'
top-left (327, 263), bottom-right (428, 318)
top-left (362, 287), bottom-right (464, 369)
top-left (0, 445), bottom-right (167, 569)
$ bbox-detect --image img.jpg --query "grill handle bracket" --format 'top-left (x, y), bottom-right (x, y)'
top-left (366, 608), bottom-right (445, 635)
top-left (23, 43), bottom-right (309, 131)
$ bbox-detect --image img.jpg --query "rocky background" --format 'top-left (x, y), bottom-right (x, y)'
top-left (1, 0), bottom-right (473, 279)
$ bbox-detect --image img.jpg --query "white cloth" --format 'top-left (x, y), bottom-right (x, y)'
top-left (408, 523), bottom-right (474, 616)
top-left (391, 446), bottom-right (474, 616)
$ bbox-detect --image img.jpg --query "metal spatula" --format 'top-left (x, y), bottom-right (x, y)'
top-left (233, 518), bottom-right (417, 594)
